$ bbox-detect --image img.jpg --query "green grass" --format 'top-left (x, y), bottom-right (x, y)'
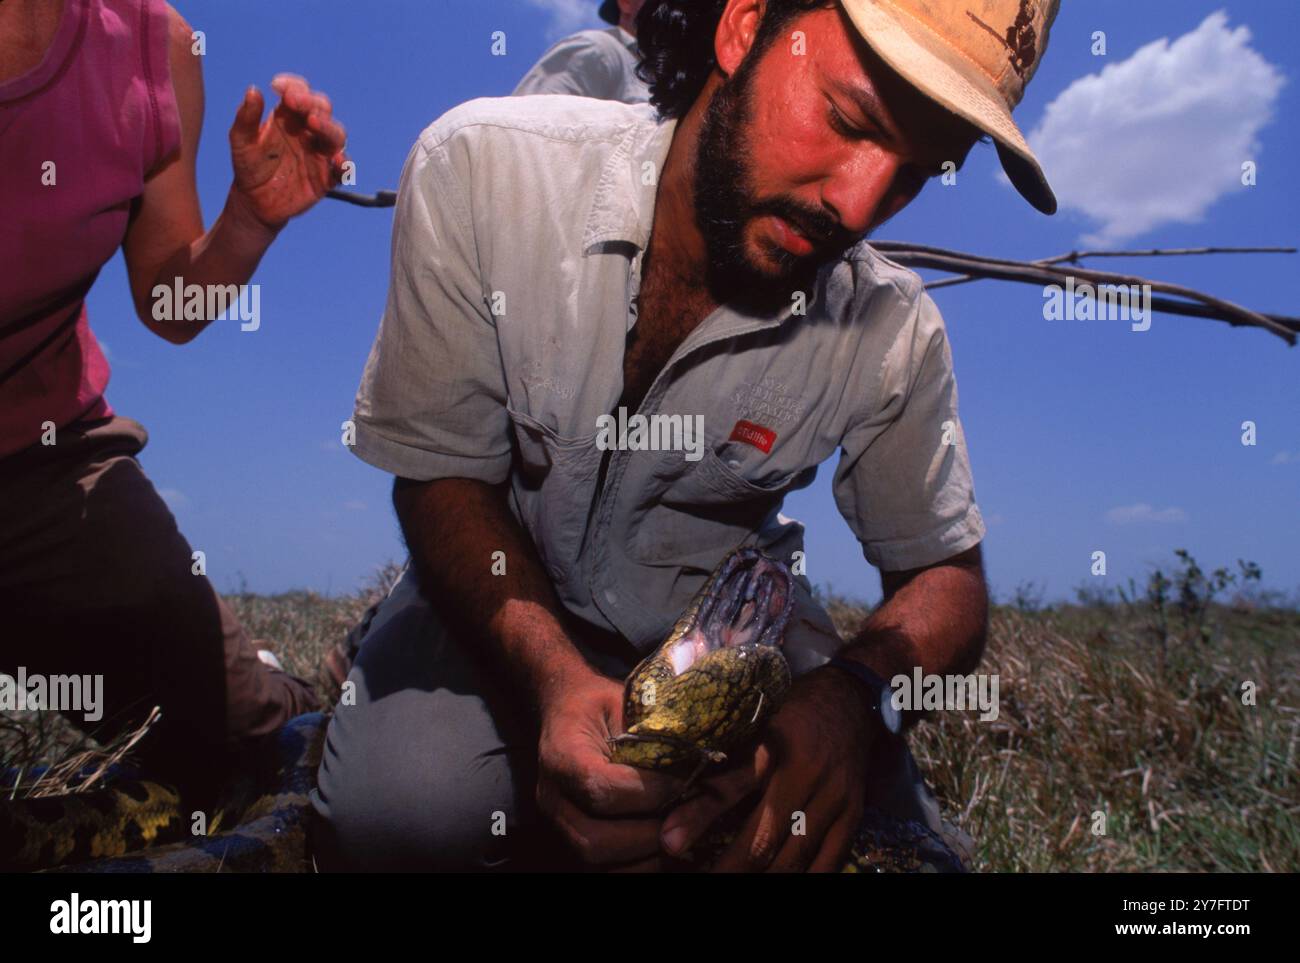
top-left (4, 558), bottom-right (1297, 871)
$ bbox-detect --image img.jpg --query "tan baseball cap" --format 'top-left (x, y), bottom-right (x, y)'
top-left (839, 0), bottom-right (1060, 214)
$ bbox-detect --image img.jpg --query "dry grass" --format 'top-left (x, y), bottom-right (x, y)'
top-left (823, 592), bottom-right (1300, 871)
top-left (222, 559), bottom-right (403, 685)
top-left (5, 556), bottom-right (1297, 871)
top-left (0, 708), bottom-right (159, 801)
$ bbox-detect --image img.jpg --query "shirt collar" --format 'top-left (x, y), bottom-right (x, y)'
top-left (581, 112), bottom-right (678, 254)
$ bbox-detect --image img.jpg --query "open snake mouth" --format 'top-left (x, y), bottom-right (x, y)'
top-left (666, 549), bottom-right (794, 676)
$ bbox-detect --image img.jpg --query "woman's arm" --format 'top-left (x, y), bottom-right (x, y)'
top-left (122, 5), bottom-right (346, 343)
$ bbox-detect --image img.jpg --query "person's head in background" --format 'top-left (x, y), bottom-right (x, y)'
top-left (601, 0), bottom-right (649, 37)
top-left (633, 0), bottom-right (1056, 308)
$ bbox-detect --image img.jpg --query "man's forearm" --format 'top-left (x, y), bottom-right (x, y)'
top-left (835, 546), bottom-right (989, 727)
top-left (392, 476), bottom-right (598, 716)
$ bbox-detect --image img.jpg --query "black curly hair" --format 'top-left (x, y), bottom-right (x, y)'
top-left (635, 0), bottom-right (834, 118)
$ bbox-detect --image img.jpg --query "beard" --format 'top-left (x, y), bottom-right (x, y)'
top-left (692, 50), bottom-right (859, 313)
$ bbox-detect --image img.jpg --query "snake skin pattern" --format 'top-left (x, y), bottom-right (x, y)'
top-left (1, 712), bottom-right (325, 873)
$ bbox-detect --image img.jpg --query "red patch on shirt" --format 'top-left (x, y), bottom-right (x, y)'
top-left (729, 420), bottom-right (777, 454)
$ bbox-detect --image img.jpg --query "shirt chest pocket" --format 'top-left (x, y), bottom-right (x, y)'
top-left (661, 442), bottom-right (809, 507)
top-left (628, 444), bottom-right (811, 565)
top-left (506, 405), bottom-right (603, 581)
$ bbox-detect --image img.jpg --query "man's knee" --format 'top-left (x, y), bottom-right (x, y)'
top-left (311, 583), bottom-right (542, 870)
top-left (312, 729), bottom-right (527, 871)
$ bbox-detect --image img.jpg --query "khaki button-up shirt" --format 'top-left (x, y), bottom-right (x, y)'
top-left (353, 95), bottom-right (985, 675)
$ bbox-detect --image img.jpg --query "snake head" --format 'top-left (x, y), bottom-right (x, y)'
top-left (611, 549), bottom-right (795, 771)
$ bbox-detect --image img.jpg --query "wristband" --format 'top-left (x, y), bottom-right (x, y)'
top-left (826, 657), bottom-right (903, 736)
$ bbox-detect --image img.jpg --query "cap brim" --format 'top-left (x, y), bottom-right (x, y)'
top-left (840, 0), bottom-right (1057, 215)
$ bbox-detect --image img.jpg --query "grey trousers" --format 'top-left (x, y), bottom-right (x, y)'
top-left (310, 565), bottom-right (955, 872)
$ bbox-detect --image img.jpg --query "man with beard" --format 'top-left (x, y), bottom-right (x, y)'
top-left (312, 0), bottom-right (1059, 871)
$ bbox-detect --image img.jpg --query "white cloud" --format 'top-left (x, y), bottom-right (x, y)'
top-left (343, 500), bottom-right (368, 511)
top-left (1271, 451), bottom-right (1300, 465)
top-left (1106, 503), bottom-right (1187, 525)
top-left (1026, 11), bottom-right (1285, 245)
top-left (158, 488), bottom-right (189, 510)
top-left (521, 0), bottom-right (598, 39)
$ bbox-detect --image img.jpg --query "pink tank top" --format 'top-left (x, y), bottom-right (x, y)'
top-left (0, 0), bottom-right (180, 459)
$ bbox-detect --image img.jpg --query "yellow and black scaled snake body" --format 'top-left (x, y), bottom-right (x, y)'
top-left (1, 712), bottom-right (325, 872)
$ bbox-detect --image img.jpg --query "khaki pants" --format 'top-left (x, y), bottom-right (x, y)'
top-left (0, 415), bottom-right (317, 797)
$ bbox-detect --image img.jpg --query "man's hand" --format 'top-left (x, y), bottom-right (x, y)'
top-left (393, 477), bottom-right (685, 869)
top-left (659, 666), bottom-right (875, 872)
top-left (536, 671), bottom-right (685, 869)
top-left (228, 74), bottom-right (347, 232)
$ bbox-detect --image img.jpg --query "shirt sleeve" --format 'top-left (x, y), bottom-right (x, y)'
top-left (832, 284), bottom-right (985, 572)
top-left (350, 132), bottom-right (512, 483)
top-left (511, 33), bottom-right (618, 99)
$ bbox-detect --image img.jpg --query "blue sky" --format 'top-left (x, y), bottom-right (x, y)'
top-left (88, 0), bottom-right (1298, 605)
